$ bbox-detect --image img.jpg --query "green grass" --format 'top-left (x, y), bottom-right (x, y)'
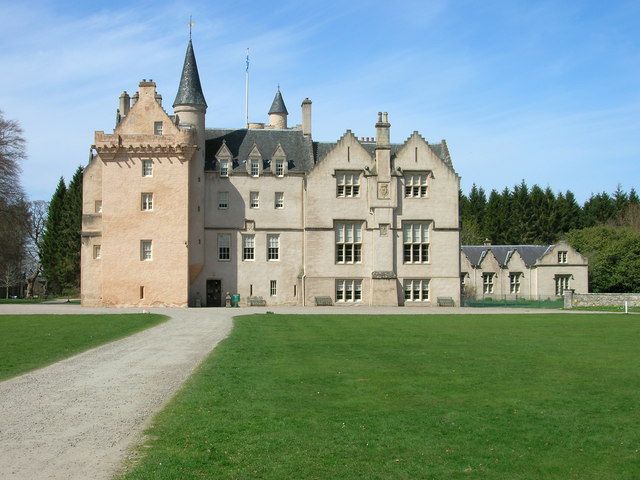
top-left (0, 298), bottom-right (81, 304)
top-left (463, 298), bottom-right (564, 309)
top-left (121, 314), bottom-right (640, 479)
top-left (0, 314), bottom-right (167, 380)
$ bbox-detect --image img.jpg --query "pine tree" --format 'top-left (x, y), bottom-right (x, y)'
top-left (40, 177), bottom-right (66, 293)
top-left (60, 166), bottom-right (83, 292)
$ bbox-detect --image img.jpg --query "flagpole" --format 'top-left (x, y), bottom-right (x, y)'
top-left (245, 48), bottom-right (249, 127)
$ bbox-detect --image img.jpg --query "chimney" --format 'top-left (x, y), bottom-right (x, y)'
top-left (155, 93), bottom-right (163, 107)
top-left (119, 91), bottom-right (130, 116)
top-left (131, 91), bottom-right (139, 107)
top-left (301, 98), bottom-right (312, 136)
top-left (375, 112), bottom-right (391, 181)
top-left (376, 111), bottom-right (390, 148)
top-left (483, 238), bottom-right (492, 247)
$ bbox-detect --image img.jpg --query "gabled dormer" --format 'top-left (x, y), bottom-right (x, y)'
top-left (247, 144), bottom-right (262, 177)
top-left (271, 144), bottom-right (287, 177)
top-left (215, 141), bottom-right (232, 178)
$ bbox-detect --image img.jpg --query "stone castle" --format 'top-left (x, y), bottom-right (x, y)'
top-left (80, 38), bottom-right (586, 307)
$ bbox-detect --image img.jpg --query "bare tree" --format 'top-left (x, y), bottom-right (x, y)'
top-left (0, 263), bottom-right (22, 299)
top-left (0, 110), bottom-right (26, 207)
top-left (22, 200), bottom-right (48, 298)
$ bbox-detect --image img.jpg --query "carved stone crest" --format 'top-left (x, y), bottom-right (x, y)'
top-left (377, 182), bottom-right (390, 199)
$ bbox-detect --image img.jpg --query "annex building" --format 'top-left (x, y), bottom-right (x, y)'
top-left (460, 241), bottom-right (589, 300)
top-left (80, 39), bottom-right (462, 307)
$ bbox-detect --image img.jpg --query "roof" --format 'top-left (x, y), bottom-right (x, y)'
top-left (205, 129), bottom-right (314, 172)
top-left (461, 245), bottom-right (553, 268)
top-left (312, 140), bottom-right (448, 166)
top-left (173, 40), bottom-right (207, 108)
top-left (268, 88), bottom-right (288, 115)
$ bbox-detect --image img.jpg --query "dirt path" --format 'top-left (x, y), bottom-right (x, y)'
top-left (0, 307), bottom-right (233, 480)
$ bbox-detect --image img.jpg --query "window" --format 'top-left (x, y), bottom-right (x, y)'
top-left (250, 191), bottom-right (259, 209)
top-left (140, 240), bottom-right (152, 261)
top-left (140, 286), bottom-right (145, 299)
top-left (558, 251), bottom-right (568, 263)
top-left (336, 279), bottom-right (362, 302)
top-left (142, 159), bottom-right (153, 177)
top-left (94, 200), bottom-right (102, 213)
top-left (404, 173), bottom-right (427, 198)
top-left (335, 222), bottom-right (362, 263)
top-left (218, 191), bottom-right (229, 209)
top-left (141, 193), bottom-right (153, 211)
top-left (218, 234), bottom-right (230, 261)
top-left (336, 172), bottom-right (360, 197)
top-left (275, 159), bottom-right (284, 177)
top-left (220, 161), bottom-right (229, 177)
top-left (251, 159), bottom-right (260, 177)
top-left (270, 280), bottom-right (277, 296)
top-left (403, 223), bottom-right (429, 263)
top-left (275, 192), bottom-right (284, 209)
top-left (555, 275), bottom-right (570, 296)
top-left (482, 273), bottom-right (494, 294)
top-left (154, 121), bottom-right (163, 136)
top-left (93, 245), bottom-right (101, 259)
top-left (509, 273), bottom-right (521, 294)
top-left (267, 234), bottom-right (280, 260)
top-left (242, 235), bottom-right (255, 260)
top-left (404, 279), bottom-right (429, 301)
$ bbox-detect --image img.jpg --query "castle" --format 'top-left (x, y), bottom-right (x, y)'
top-left (80, 38), bottom-right (463, 307)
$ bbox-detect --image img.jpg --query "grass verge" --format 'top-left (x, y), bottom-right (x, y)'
top-left (571, 305), bottom-right (640, 313)
top-left (0, 314), bottom-right (167, 380)
top-left (121, 314), bottom-right (640, 480)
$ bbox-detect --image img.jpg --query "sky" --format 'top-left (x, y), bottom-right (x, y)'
top-left (1, 0), bottom-right (639, 202)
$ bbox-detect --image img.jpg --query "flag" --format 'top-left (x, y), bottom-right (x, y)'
top-left (246, 48), bottom-right (250, 73)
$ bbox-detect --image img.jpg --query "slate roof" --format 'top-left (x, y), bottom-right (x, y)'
top-left (268, 89), bottom-right (288, 115)
top-left (461, 245), bottom-right (554, 268)
top-left (313, 140), bottom-right (450, 167)
top-left (205, 129), bottom-right (314, 172)
top-left (173, 40), bottom-right (207, 108)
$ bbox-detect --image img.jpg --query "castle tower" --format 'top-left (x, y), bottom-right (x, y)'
top-left (173, 39), bottom-right (207, 306)
top-left (268, 87), bottom-right (288, 129)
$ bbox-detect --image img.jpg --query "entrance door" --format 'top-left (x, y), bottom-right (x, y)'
top-left (206, 279), bottom-right (222, 307)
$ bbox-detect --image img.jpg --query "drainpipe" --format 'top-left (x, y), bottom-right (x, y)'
top-left (301, 176), bottom-right (307, 306)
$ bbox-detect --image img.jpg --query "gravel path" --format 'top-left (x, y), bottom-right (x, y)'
top-left (0, 303), bottom-right (598, 480)
top-left (0, 306), bottom-right (233, 480)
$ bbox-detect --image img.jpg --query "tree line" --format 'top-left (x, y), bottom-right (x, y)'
top-left (460, 182), bottom-right (640, 293)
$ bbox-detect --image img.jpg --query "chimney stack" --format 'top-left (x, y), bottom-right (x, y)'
top-left (375, 111), bottom-right (390, 148)
top-left (119, 91), bottom-right (130, 117)
top-left (301, 98), bottom-right (312, 136)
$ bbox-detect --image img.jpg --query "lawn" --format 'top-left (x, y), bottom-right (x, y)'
top-left (121, 314), bottom-right (640, 480)
top-left (0, 314), bottom-right (167, 380)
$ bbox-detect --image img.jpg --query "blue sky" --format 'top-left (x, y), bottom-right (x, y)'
top-left (1, 0), bottom-right (638, 202)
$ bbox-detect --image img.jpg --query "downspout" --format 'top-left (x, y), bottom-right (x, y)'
top-left (301, 175), bottom-right (307, 306)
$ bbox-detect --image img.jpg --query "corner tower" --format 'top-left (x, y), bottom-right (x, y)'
top-left (173, 39), bottom-right (207, 306)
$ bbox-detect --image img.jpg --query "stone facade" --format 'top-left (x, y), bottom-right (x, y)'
top-left (460, 241), bottom-right (589, 300)
top-left (81, 39), bottom-right (462, 307)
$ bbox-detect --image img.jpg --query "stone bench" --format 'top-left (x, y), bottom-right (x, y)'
top-left (249, 296), bottom-right (267, 306)
top-left (437, 297), bottom-right (455, 307)
top-left (315, 296), bottom-right (333, 306)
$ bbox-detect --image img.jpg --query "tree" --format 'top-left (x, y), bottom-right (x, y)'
top-left (0, 263), bottom-right (22, 299)
top-left (40, 178), bottom-right (67, 294)
top-left (23, 200), bottom-right (48, 298)
top-left (0, 110), bottom-right (26, 207)
top-left (566, 226), bottom-right (640, 293)
top-left (59, 167), bottom-right (83, 291)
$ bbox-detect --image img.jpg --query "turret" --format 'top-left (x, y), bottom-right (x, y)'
top-left (268, 87), bottom-right (288, 129)
top-left (173, 38), bottom-right (207, 306)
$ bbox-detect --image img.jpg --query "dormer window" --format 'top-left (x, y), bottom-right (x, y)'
top-left (154, 121), bottom-right (163, 136)
top-left (220, 161), bottom-right (229, 177)
top-left (405, 173), bottom-right (428, 198)
top-left (251, 159), bottom-right (260, 177)
top-left (558, 251), bottom-right (567, 263)
top-left (275, 159), bottom-right (284, 177)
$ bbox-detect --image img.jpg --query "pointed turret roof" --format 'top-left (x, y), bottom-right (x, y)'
top-left (173, 39), bottom-right (207, 108)
top-left (268, 87), bottom-right (288, 115)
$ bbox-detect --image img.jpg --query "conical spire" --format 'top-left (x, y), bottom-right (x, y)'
top-left (173, 39), bottom-right (207, 108)
top-left (268, 86), bottom-right (288, 115)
